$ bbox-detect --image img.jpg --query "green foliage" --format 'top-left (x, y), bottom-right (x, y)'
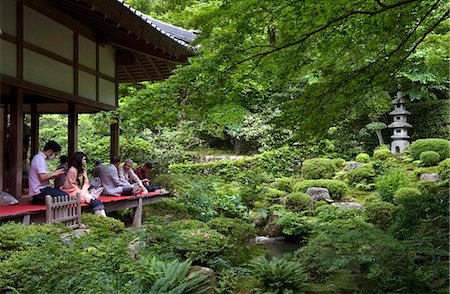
top-left (345, 166), bottom-right (376, 189)
top-left (437, 158), bottom-right (450, 181)
top-left (81, 214), bottom-right (125, 236)
top-left (408, 100), bottom-right (450, 139)
top-left (364, 201), bottom-right (397, 230)
top-left (275, 210), bottom-right (314, 236)
top-left (293, 179), bottom-right (348, 200)
top-left (0, 223), bottom-right (68, 260)
top-left (297, 225), bottom-right (415, 293)
top-left (170, 146), bottom-right (302, 180)
top-left (285, 192), bottom-right (313, 212)
top-left (134, 258), bottom-right (211, 294)
top-left (332, 158), bottom-right (346, 169)
top-left (373, 147), bottom-right (392, 160)
top-left (261, 188), bottom-right (286, 205)
top-left (355, 153), bottom-right (370, 163)
top-left (394, 187), bottom-right (422, 205)
top-left (419, 150), bottom-right (440, 167)
top-left (375, 169), bottom-right (410, 203)
top-left (248, 256), bottom-right (308, 294)
top-left (412, 166), bottom-right (438, 178)
top-left (208, 217), bottom-right (257, 245)
top-left (410, 138), bottom-right (450, 160)
top-left (272, 177), bottom-right (294, 193)
top-left (301, 158), bottom-right (337, 179)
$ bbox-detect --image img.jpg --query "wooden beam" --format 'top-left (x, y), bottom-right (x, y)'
top-left (73, 32), bottom-right (79, 96)
top-left (110, 117), bottom-right (119, 159)
top-left (68, 103), bottom-right (78, 159)
top-left (30, 104), bottom-right (39, 160)
top-left (0, 107), bottom-right (4, 191)
top-left (17, 0), bottom-right (23, 79)
top-left (146, 56), bottom-right (164, 80)
top-left (9, 88), bottom-right (24, 199)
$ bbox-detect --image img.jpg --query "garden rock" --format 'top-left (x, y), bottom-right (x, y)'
top-left (255, 236), bottom-right (285, 244)
top-left (305, 187), bottom-right (331, 202)
top-left (332, 202), bottom-right (364, 209)
top-left (127, 240), bottom-right (146, 259)
top-left (344, 161), bottom-right (363, 171)
top-left (189, 266), bottom-right (216, 293)
top-left (419, 173), bottom-right (440, 182)
top-left (0, 191), bottom-right (19, 205)
top-left (263, 214), bottom-right (282, 237)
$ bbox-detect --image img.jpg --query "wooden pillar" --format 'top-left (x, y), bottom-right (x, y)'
top-left (68, 103), bottom-right (78, 159)
top-left (9, 88), bottom-right (24, 198)
top-left (30, 104), bottom-right (39, 160)
top-left (2, 107), bottom-right (7, 190)
top-left (0, 107), bottom-right (4, 191)
top-left (110, 118), bottom-right (119, 160)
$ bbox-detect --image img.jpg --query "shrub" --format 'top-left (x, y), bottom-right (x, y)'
top-left (261, 188), bottom-right (286, 205)
top-left (207, 217), bottom-right (257, 245)
top-left (301, 158), bottom-right (337, 179)
top-left (248, 256), bottom-right (308, 293)
top-left (419, 151), bottom-right (440, 167)
top-left (285, 192), bottom-right (314, 212)
top-left (293, 179), bottom-right (348, 200)
top-left (345, 166), bottom-right (375, 187)
top-left (373, 148), bottom-right (392, 160)
top-left (410, 138), bottom-right (450, 160)
top-left (272, 177), bottom-right (294, 193)
top-left (413, 166), bottom-right (438, 178)
top-left (375, 170), bottom-right (409, 202)
top-left (332, 158), bottom-right (346, 169)
top-left (81, 214), bottom-right (125, 236)
top-left (394, 187), bottom-right (422, 205)
top-left (355, 153), bottom-right (370, 163)
top-left (364, 201), bottom-right (397, 230)
top-left (437, 158), bottom-right (450, 181)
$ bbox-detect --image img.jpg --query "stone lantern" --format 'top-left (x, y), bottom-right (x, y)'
top-left (388, 92), bottom-right (412, 153)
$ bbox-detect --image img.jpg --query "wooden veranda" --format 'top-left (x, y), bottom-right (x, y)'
top-left (0, 0), bottom-right (197, 199)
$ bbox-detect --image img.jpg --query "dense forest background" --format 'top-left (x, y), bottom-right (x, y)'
top-left (35, 0), bottom-right (448, 168)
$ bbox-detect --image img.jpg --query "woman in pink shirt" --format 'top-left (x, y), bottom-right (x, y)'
top-left (61, 152), bottom-right (106, 216)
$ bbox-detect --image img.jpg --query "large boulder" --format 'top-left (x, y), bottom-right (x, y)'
top-left (0, 191), bottom-right (19, 205)
top-left (263, 213), bottom-right (283, 237)
top-left (305, 187), bottom-right (331, 202)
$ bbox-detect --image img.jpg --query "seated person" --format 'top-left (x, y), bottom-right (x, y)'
top-left (119, 159), bottom-right (147, 194)
top-left (29, 140), bottom-right (67, 204)
top-left (91, 160), bottom-right (103, 178)
top-left (134, 162), bottom-right (162, 192)
top-left (98, 156), bottom-right (134, 196)
top-left (54, 155), bottom-right (68, 189)
top-left (61, 152), bottom-right (106, 216)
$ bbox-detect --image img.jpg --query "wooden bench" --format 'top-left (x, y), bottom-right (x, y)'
top-left (0, 191), bottom-right (169, 227)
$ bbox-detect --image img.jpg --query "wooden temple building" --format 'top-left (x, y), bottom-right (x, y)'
top-left (0, 0), bottom-right (197, 199)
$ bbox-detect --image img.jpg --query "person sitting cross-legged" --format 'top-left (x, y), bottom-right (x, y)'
top-left (119, 159), bottom-right (147, 194)
top-left (61, 152), bottom-right (106, 216)
top-left (29, 140), bottom-right (67, 204)
top-left (99, 156), bottom-right (134, 196)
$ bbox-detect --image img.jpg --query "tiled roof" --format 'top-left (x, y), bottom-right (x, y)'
top-left (118, 0), bottom-right (198, 48)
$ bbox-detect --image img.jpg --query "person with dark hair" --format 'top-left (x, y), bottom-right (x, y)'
top-left (134, 162), bottom-right (161, 192)
top-left (98, 155), bottom-right (133, 196)
top-left (54, 155), bottom-right (68, 189)
top-left (29, 140), bottom-right (67, 204)
top-left (61, 152), bottom-right (106, 216)
top-left (91, 159), bottom-right (103, 178)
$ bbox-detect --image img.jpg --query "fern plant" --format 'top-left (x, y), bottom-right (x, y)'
top-left (135, 257), bottom-right (211, 293)
top-left (248, 257), bottom-right (308, 293)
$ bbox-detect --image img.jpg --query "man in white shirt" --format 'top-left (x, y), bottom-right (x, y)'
top-left (29, 141), bottom-right (67, 204)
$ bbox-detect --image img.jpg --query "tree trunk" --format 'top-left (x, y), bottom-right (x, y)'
top-left (375, 129), bottom-right (384, 145)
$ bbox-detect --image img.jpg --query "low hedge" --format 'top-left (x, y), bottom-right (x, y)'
top-left (437, 158), bottom-right (450, 181)
top-left (419, 151), bottom-right (440, 167)
top-left (410, 138), bottom-right (450, 160)
top-left (285, 192), bottom-right (314, 212)
top-left (292, 179), bottom-right (348, 200)
top-left (169, 146), bottom-right (302, 180)
top-left (301, 158), bottom-right (337, 179)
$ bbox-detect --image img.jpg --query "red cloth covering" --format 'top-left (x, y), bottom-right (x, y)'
top-left (0, 203), bottom-right (46, 216)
